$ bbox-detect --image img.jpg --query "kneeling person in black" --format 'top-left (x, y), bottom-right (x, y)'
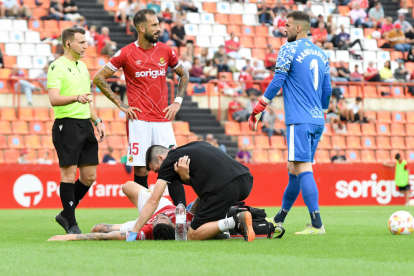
top-left (128, 141), bottom-right (255, 242)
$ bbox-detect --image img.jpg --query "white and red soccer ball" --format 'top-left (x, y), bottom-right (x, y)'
top-left (388, 211), bottom-right (414, 235)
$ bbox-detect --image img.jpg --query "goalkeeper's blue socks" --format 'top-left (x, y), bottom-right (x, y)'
top-left (298, 171), bottom-right (323, 229)
top-left (274, 173), bottom-right (300, 223)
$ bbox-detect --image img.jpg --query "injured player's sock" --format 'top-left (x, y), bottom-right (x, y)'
top-left (298, 171), bottom-right (323, 228)
top-left (74, 179), bottom-right (91, 208)
top-left (274, 173), bottom-right (300, 223)
top-left (134, 175), bottom-right (148, 189)
top-left (218, 217), bottom-right (236, 231)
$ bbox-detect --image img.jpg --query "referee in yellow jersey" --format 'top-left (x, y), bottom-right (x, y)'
top-left (47, 27), bottom-right (106, 234)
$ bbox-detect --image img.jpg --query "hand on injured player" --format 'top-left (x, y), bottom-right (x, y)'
top-left (174, 155), bottom-right (190, 181)
top-left (248, 97), bottom-right (270, 132)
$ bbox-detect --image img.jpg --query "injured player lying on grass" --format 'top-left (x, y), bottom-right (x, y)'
top-left (48, 181), bottom-right (229, 241)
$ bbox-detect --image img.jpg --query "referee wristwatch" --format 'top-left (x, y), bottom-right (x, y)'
top-left (93, 118), bottom-right (102, 126)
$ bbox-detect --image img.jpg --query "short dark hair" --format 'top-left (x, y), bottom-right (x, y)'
top-left (356, 96), bottom-right (363, 102)
top-left (62, 27), bottom-right (85, 48)
top-left (133, 9), bottom-right (156, 27)
top-left (145, 145), bottom-right (168, 171)
top-left (395, 153), bottom-right (401, 160)
top-left (153, 223), bottom-right (175, 240)
top-left (286, 11), bottom-right (311, 25)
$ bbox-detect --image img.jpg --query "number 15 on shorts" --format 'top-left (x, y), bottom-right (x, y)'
top-left (129, 143), bottom-right (139, 155)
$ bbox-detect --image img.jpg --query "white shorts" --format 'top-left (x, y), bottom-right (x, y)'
top-left (127, 119), bottom-right (176, 166)
top-left (119, 189), bottom-right (173, 233)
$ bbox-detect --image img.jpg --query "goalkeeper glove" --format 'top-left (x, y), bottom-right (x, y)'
top-left (248, 96), bottom-right (270, 132)
top-left (126, 231), bottom-right (138, 242)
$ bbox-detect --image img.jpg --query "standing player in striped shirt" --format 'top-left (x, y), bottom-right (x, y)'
top-left (93, 9), bottom-right (189, 205)
top-left (248, 11), bottom-right (332, 234)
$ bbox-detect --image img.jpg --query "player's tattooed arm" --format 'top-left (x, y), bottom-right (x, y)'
top-left (93, 66), bottom-right (141, 120)
top-left (47, 232), bottom-right (126, 241)
top-left (173, 63), bottom-right (189, 99)
top-left (189, 197), bottom-right (201, 214)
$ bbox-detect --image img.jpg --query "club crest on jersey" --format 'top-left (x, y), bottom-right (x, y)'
top-left (135, 60), bottom-right (142, 65)
top-left (129, 156), bottom-right (133, 162)
top-left (158, 57), bottom-right (166, 66)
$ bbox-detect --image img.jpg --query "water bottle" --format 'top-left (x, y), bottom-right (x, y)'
top-left (175, 202), bottom-right (187, 241)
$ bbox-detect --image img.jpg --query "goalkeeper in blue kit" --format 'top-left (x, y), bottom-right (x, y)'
top-left (248, 11), bottom-right (332, 234)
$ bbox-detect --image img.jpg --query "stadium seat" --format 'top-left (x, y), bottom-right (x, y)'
top-left (160, 1), bottom-right (175, 13)
top-left (104, 0), bottom-right (118, 11)
top-left (43, 20), bottom-right (59, 33)
top-left (391, 86), bottom-right (405, 98)
top-left (231, 2), bottom-right (245, 14)
top-left (24, 135), bottom-right (42, 149)
top-left (5, 43), bottom-right (20, 56)
top-left (239, 37), bottom-right (253, 48)
top-left (268, 149), bottom-right (284, 163)
top-left (173, 122), bottom-right (193, 136)
top-left (406, 124), bottom-right (414, 136)
top-left (238, 136), bottom-right (255, 150)
top-left (363, 86), bottom-right (378, 98)
top-left (323, 124), bottom-right (332, 136)
top-left (346, 150), bottom-right (361, 162)
top-left (200, 13), bottom-right (215, 24)
top-left (241, 26), bottom-right (254, 37)
top-left (17, 56), bottom-right (32, 69)
top-left (41, 135), bottom-right (54, 150)
top-left (29, 122), bottom-right (46, 135)
top-left (0, 121), bottom-right (12, 134)
top-left (186, 13), bottom-right (200, 24)
top-left (84, 47), bottom-right (97, 57)
top-left (82, 57), bottom-right (95, 70)
top-left (376, 111), bottom-right (391, 123)
top-left (331, 135), bottom-right (346, 148)
top-left (210, 36), bottom-right (225, 48)
top-left (347, 123), bottom-right (362, 136)
top-left (361, 136), bottom-right (376, 149)
top-left (0, 136), bottom-right (7, 149)
top-left (254, 136), bottom-right (271, 149)
top-left (363, 39), bottom-right (378, 51)
top-left (98, 108), bottom-right (115, 122)
top-left (114, 110), bottom-right (126, 121)
top-left (346, 136), bottom-right (361, 149)
top-left (391, 111), bottom-right (406, 123)
top-left (22, 149), bottom-right (37, 163)
top-left (7, 135), bottom-right (24, 149)
top-left (243, 3), bottom-right (258, 14)
top-left (405, 150), bottom-right (414, 162)
top-left (255, 26), bottom-right (269, 37)
top-left (225, 121), bottom-right (241, 135)
top-left (4, 149), bottom-right (20, 164)
top-left (184, 24), bottom-right (198, 36)
top-left (109, 122), bottom-right (125, 135)
top-left (405, 137), bottom-right (414, 149)
top-left (336, 50), bottom-right (350, 62)
top-left (361, 123), bottom-right (376, 135)
top-left (95, 56), bottom-right (109, 69)
top-left (175, 136), bottom-right (188, 147)
top-left (377, 51), bottom-right (391, 63)
top-left (240, 121), bottom-right (259, 135)
top-left (318, 136), bottom-right (331, 149)
top-left (217, 1), bottom-right (231, 13)
top-left (252, 48), bottom-right (266, 60)
top-left (268, 37), bottom-right (282, 49)
top-left (391, 137), bottom-right (406, 149)
top-left (18, 108), bottom-right (34, 121)
top-left (107, 135), bottom-right (127, 150)
top-left (213, 24), bottom-right (227, 36)
top-left (28, 20), bottom-right (43, 31)
top-left (199, 24), bottom-right (213, 36)
top-left (252, 149), bottom-right (269, 163)
top-left (376, 124), bottom-right (390, 136)
top-left (270, 136), bottom-right (286, 149)
top-left (348, 85), bottom-right (362, 97)
top-left (238, 48), bottom-right (252, 59)
top-left (12, 121), bottom-right (29, 134)
top-left (254, 37), bottom-right (267, 49)
top-left (391, 124), bottom-right (405, 136)
top-left (376, 137), bottom-right (391, 150)
top-left (406, 111), bottom-right (414, 124)
top-left (0, 79), bottom-right (8, 93)
top-left (44, 121), bottom-right (53, 135)
top-left (361, 150), bottom-right (376, 163)
top-left (242, 14), bottom-right (259, 26)
top-left (196, 35), bottom-right (211, 47)
top-left (0, 150), bottom-right (3, 163)
top-left (315, 150), bottom-right (331, 163)
top-left (376, 150), bottom-right (391, 163)
top-left (203, 2), bottom-right (217, 13)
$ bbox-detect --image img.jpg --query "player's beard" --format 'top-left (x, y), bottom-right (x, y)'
top-left (144, 31), bottom-right (159, 44)
top-left (287, 32), bottom-right (297, 43)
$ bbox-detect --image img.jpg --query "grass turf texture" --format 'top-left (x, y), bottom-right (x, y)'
top-left (1, 206), bottom-right (413, 276)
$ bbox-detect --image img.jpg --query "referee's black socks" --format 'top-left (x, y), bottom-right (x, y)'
top-left (74, 179), bottom-right (91, 208)
top-left (134, 175), bottom-right (148, 189)
top-left (59, 182), bottom-right (77, 228)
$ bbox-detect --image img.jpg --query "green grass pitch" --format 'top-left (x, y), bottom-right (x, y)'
top-left (1, 206), bottom-right (413, 276)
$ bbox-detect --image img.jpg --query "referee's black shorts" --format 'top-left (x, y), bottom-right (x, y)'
top-left (52, 118), bottom-right (99, 167)
top-left (191, 173), bottom-right (253, 230)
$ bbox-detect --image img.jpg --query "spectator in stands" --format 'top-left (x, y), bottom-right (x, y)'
top-left (272, 0), bottom-right (287, 16)
top-left (326, 98), bottom-right (340, 129)
top-left (331, 148), bottom-right (347, 164)
top-left (0, 47), bottom-right (3, 68)
top-left (348, 2), bottom-right (367, 28)
top-left (171, 19), bottom-right (187, 48)
top-left (97, 27), bottom-right (117, 56)
top-left (218, 74), bottom-right (243, 96)
top-left (273, 10), bottom-right (287, 37)
top-left (364, 61), bottom-right (381, 82)
top-left (347, 97), bottom-right (375, 123)
top-left (351, 65), bottom-right (363, 81)
top-left (117, 0), bottom-right (134, 27)
top-left (228, 94), bottom-right (243, 120)
top-left (213, 46), bottom-right (230, 73)
top-left (10, 65), bottom-right (41, 106)
top-left (303, 1), bottom-right (317, 25)
top-left (330, 61), bottom-right (348, 82)
top-left (180, 53), bottom-right (192, 71)
top-left (108, 68), bottom-right (126, 101)
top-left (251, 60), bottom-right (267, 80)
top-left (0, 0), bottom-right (29, 18)
top-left (198, 48), bottom-right (208, 66)
top-left (336, 25), bottom-right (363, 50)
top-left (394, 61), bottom-right (409, 82)
top-left (75, 16), bottom-right (86, 28)
top-left (404, 27), bottom-right (414, 46)
top-left (262, 105), bottom-right (285, 140)
top-left (197, 135), bottom-right (204, 141)
top-left (206, 134), bottom-right (220, 149)
top-left (225, 32), bottom-right (242, 59)
top-left (388, 23), bottom-right (411, 56)
top-left (103, 147), bottom-right (116, 164)
top-left (49, 0), bottom-right (68, 21)
top-left (36, 64), bottom-right (49, 91)
top-left (333, 122), bottom-right (348, 135)
top-left (381, 17), bottom-right (394, 38)
top-left (17, 149), bottom-right (29, 164)
top-left (192, 83), bottom-right (206, 94)
top-left (174, 4), bottom-right (187, 22)
top-left (239, 66), bottom-right (255, 94)
top-left (189, 57), bottom-right (208, 83)
top-left (394, 13), bottom-right (412, 34)
top-left (313, 22), bottom-right (334, 50)
top-left (406, 46), bottom-right (414, 62)
top-left (203, 60), bottom-right (218, 78)
top-left (337, 60), bottom-right (351, 81)
top-left (89, 25), bottom-right (98, 45)
top-left (179, 0), bottom-right (198, 12)
top-left (161, 7), bottom-right (173, 24)
top-left (366, 2), bottom-right (383, 29)
top-left (312, 14), bottom-right (325, 29)
top-left (380, 61), bottom-right (395, 82)
top-left (233, 93), bottom-right (258, 122)
top-left (265, 44), bottom-right (277, 71)
top-left (257, 0), bottom-right (274, 25)
top-left (63, 0), bottom-right (80, 22)
top-left (38, 151), bottom-right (52, 165)
top-left (146, 0), bottom-right (160, 14)
top-left (235, 143), bottom-right (251, 164)
top-left (158, 20), bottom-right (170, 44)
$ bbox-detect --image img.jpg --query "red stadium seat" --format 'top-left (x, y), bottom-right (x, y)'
top-left (0, 121), bottom-right (12, 134)
top-left (406, 137), bottom-right (414, 149)
top-left (315, 150), bottom-right (331, 163)
top-left (228, 16), bottom-right (243, 26)
top-left (45, 121), bottom-right (53, 135)
top-left (361, 136), bottom-right (376, 149)
top-left (241, 26), bottom-right (255, 37)
top-left (0, 150), bottom-right (4, 163)
top-left (254, 136), bottom-right (272, 149)
top-left (331, 136), bottom-right (346, 148)
top-left (240, 122), bottom-right (261, 135)
top-left (109, 122), bottom-right (125, 135)
top-left (323, 124), bottom-right (332, 136)
top-left (346, 136), bottom-right (362, 149)
top-left (7, 135), bottom-right (25, 149)
top-left (405, 150), bottom-right (414, 162)
top-left (203, 2), bottom-right (217, 13)
top-left (28, 19), bottom-right (44, 31)
top-left (376, 150), bottom-right (391, 163)
top-left (0, 136), bottom-right (8, 149)
top-left (225, 122), bottom-right (241, 135)
top-left (215, 13), bottom-right (228, 24)
top-left (4, 149), bottom-right (20, 164)
top-left (227, 25), bottom-right (241, 36)
top-left (252, 48), bottom-right (266, 60)
top-left (376, 137), bottom-right (391, 149)
top-left (104, 0), bottom-right (118, 11)
top-left (18, 108), bottom-right (34, 121)
top-left (363, 86), bottom-right (378, 98)
top-left (347, 123), bottom-right (362, 136)
top-left (44, 20), bottom-right (59, 32)
top-left (173, 122), bottom-right (193, 136)
top-left (376, 111), bottom-right (391, 123)
top-left (318, 136), bottom-right (331, 149)
top-left (175, 136), bottom-right (188, 147)
top-left (24, 135), bottom-right (42, 149)
top-left (11, 121), bottom-right (29, 134)
top-left (29, 122), bottom-right (46, 135)
top-left (238, 136), bottom-right (255, 150)
top-left (361, 123), bottom-right (376, 135)
top-left (376, 124), bottom-right (391, 136)
top-left (391, 111), bottom-right (406, 123)
top-left (346, 150), bottom-right (361, 162)
top-left (239, 37), bottom-right (254, 48)
top-left (361, 150), bottom-right (376, 163)
top-left (98, 108), bottom-right (115, 121)
top-left (254, 37), bottom-right (268, 49)
top-left (391, 123), bottom-right (406, 136)
top-left (391, 137), bottom-right (406, 149)
top-left (391, 86), bottom-right (405, 97)
top-left (270, 136), bottom-right (286, 149)
top-left (34, 108), bottom-right (51, 121)
top-left (252, 149), bottom-right (269, 163)
top-left (268, 149), bottom-right (284, 163)
top-left (267, 37), bottom-right (282, 49)
top-left (1, 108), bottom-right (16, 121)
top-left (41, 135), bottom-right (54, 149)
top-left (107, 135), bottom-right (127, 150)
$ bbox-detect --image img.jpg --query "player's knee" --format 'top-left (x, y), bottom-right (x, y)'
top-left (61, 171), bottom-right (76, 183)
top-left (83, 172), bottom-right (97, 186)
top-left (122, 181), bottom-right (134, 193)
